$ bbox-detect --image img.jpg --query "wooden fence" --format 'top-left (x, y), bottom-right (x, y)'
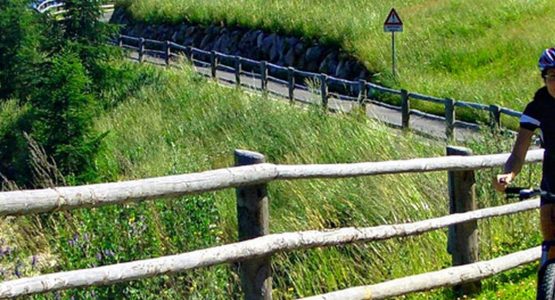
top-left (117, 34), bottom-right (523, 139)
top-left (0, 147), bottom-right (545, 299)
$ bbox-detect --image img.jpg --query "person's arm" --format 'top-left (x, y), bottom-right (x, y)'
top-left (493, 128), bottom-right (534, 191)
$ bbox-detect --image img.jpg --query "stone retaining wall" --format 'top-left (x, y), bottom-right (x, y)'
top-left (111, 8), bottom-right (372, 82)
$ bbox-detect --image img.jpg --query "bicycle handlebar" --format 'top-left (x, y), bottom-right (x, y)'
top-left (505, 187), bottom-right (555, 201)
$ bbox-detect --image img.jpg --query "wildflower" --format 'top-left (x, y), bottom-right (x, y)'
top-left (14, 261), bottom-right (22, 278)
top-left (103, 249), bottom-right (115, 257)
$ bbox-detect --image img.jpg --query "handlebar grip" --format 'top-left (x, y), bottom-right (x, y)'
top-left (504, 187), bottom-right (528, 194)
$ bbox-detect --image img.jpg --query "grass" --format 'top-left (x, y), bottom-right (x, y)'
top-left (118, 0), bottom-right (555, 114)
top-left (0, 60), bottom-right (544, 298)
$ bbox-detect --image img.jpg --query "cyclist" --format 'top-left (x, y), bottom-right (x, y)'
top-left (494, 48), bottom-right (555, 260)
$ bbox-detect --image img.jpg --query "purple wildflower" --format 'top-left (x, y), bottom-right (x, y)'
top-left (14, 261), bottom-right (22, 278)
top-left (103, 249), bottom-right (115, 257)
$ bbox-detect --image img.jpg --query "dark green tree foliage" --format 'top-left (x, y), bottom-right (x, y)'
top-left (61, 0), bottom-right (107, 43)
top-left (60, 0), bottom-right (118, 77)
top-left (0, 0), bottom-right (47, 100)
top-left (0, 0), bottom-right (117, 186)
top-left (29, 52), bottom-right (104, 182)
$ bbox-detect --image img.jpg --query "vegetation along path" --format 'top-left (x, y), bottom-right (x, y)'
top-left (112, 20), bottom-right (485, 142)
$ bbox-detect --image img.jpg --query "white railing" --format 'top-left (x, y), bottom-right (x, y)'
top-left (34, 0), bottom-right (114, 15)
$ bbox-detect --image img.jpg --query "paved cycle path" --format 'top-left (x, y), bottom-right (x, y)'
top-left (135, 51), bottom-right (486, 142)
top-left (105, 8), bottom-right (488, 142)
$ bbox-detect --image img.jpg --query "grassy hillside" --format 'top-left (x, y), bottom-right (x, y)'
top-left (119, 0), bottom-right (555, 113)
top-left (0, 60), bottom-right (543, 299)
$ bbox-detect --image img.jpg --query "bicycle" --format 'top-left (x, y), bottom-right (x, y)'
top-left (505, 187), bottom-right (555, 300)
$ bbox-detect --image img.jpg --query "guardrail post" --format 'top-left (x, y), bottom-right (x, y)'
top-left (234, 150), bottom-right (272, 300)
top-left (489, 104), bottom-right (501, 131)
top-left (118, 34), bottom-right (123, 48)
top-left (320, 74), bottom-right (328, 110)
top-left (358, 79), bottom-right (367, 111)
top-left (210, 51), bottom-right (217, 79)
top-left (139, 38), bottom-right (145, 63)
top-left (288, 67), bottom-right (295, 104)
top-left (447, 146), bottom-right (481, 296)
top-left (401, 89), bottom-right (410, 129)
top-left (189, 47), bottom-right (195, 63)
top-left (445, 98), bottom-right (455, 140)
top-left (260, 61), bottom-right (268, 94)
top-left (165, 41), bottom-right (171, 66)
top-left (235, 56), bottom-right (242, 88)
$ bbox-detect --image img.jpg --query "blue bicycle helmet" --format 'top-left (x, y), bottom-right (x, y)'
top-left (539, 48), bottom-right (555, 76)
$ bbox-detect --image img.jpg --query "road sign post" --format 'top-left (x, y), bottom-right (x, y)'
top-left (384, 8), bottom-right (403, 78)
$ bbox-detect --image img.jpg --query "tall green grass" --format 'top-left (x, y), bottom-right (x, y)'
top-left (0, 58), bottom-right (540, 299)
top-left (0, 61), bottom-right (543, 298)
top-left (119, 0), bottom-right (554, 113)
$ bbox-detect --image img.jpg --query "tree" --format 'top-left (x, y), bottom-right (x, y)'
top-left (28, 51), bottom-right (105, 182)
top-left (0, 0), bottom-right (47, 100)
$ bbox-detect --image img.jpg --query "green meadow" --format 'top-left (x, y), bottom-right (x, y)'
top-left (0, 0), bottom-right (551, 298)
top-left (0, 61), bottom-right (543, 299)
top-left (120, 0), bottom-right (555, 112)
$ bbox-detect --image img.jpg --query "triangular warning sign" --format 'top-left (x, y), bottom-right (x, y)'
top-left (384, 8), bottom-right (403, 25)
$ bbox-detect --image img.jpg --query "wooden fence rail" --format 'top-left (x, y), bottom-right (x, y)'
top-left (0, 150), bottom-right (543, 216)
top-left (300, 246), bottom-right (541, 300)
top-left (0, 197), bottom-right (540, 298)
top-left (117, 34), bottom-right (524, 136)
top-left (0, 147), bottom-right (546, 299)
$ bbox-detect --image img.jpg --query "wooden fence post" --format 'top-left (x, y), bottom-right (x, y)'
top-left (401, 89), bottom-right (410, 129)
top-left (358, 79), bottom-right (368, 111)
top-left (139, 38), bottom-right (145, 63)
top-left (446, 146), bottom-right (481, 296)
top-left (260, 61), bottom-right (268, 93)
top-left (235, 56), bottom-right (242, 88)
top-left (234, 150), bottom-right (272, 300)
top-left (165, 41), bottom-right (171, 66)
top-left (320, 74), bottom-right (328, 110)
top-left (288, 67), bottom-right (295, 104)
top-left (445, 98), bottom-right (455, 140)
top-left (210, 51), bottom-right (217, 79)
top-left (489, 104), bottom-right (501, 131)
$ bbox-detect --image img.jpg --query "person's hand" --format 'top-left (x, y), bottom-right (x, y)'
top-left (493, 173), bottom-right (514, 192)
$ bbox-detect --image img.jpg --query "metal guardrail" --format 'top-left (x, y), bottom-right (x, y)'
top-left (34, 0), bottom-right (114, 14)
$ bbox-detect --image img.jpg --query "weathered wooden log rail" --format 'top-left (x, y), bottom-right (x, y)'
top-left (0, 148), bottom-right (545, 299)
top-left (117, 33), bottom-right (523, 139)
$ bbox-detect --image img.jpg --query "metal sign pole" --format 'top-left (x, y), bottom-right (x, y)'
top-left (384, 8), bottom-right (402, 79)
top-left (392, 32), bottom-right (396, 77)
